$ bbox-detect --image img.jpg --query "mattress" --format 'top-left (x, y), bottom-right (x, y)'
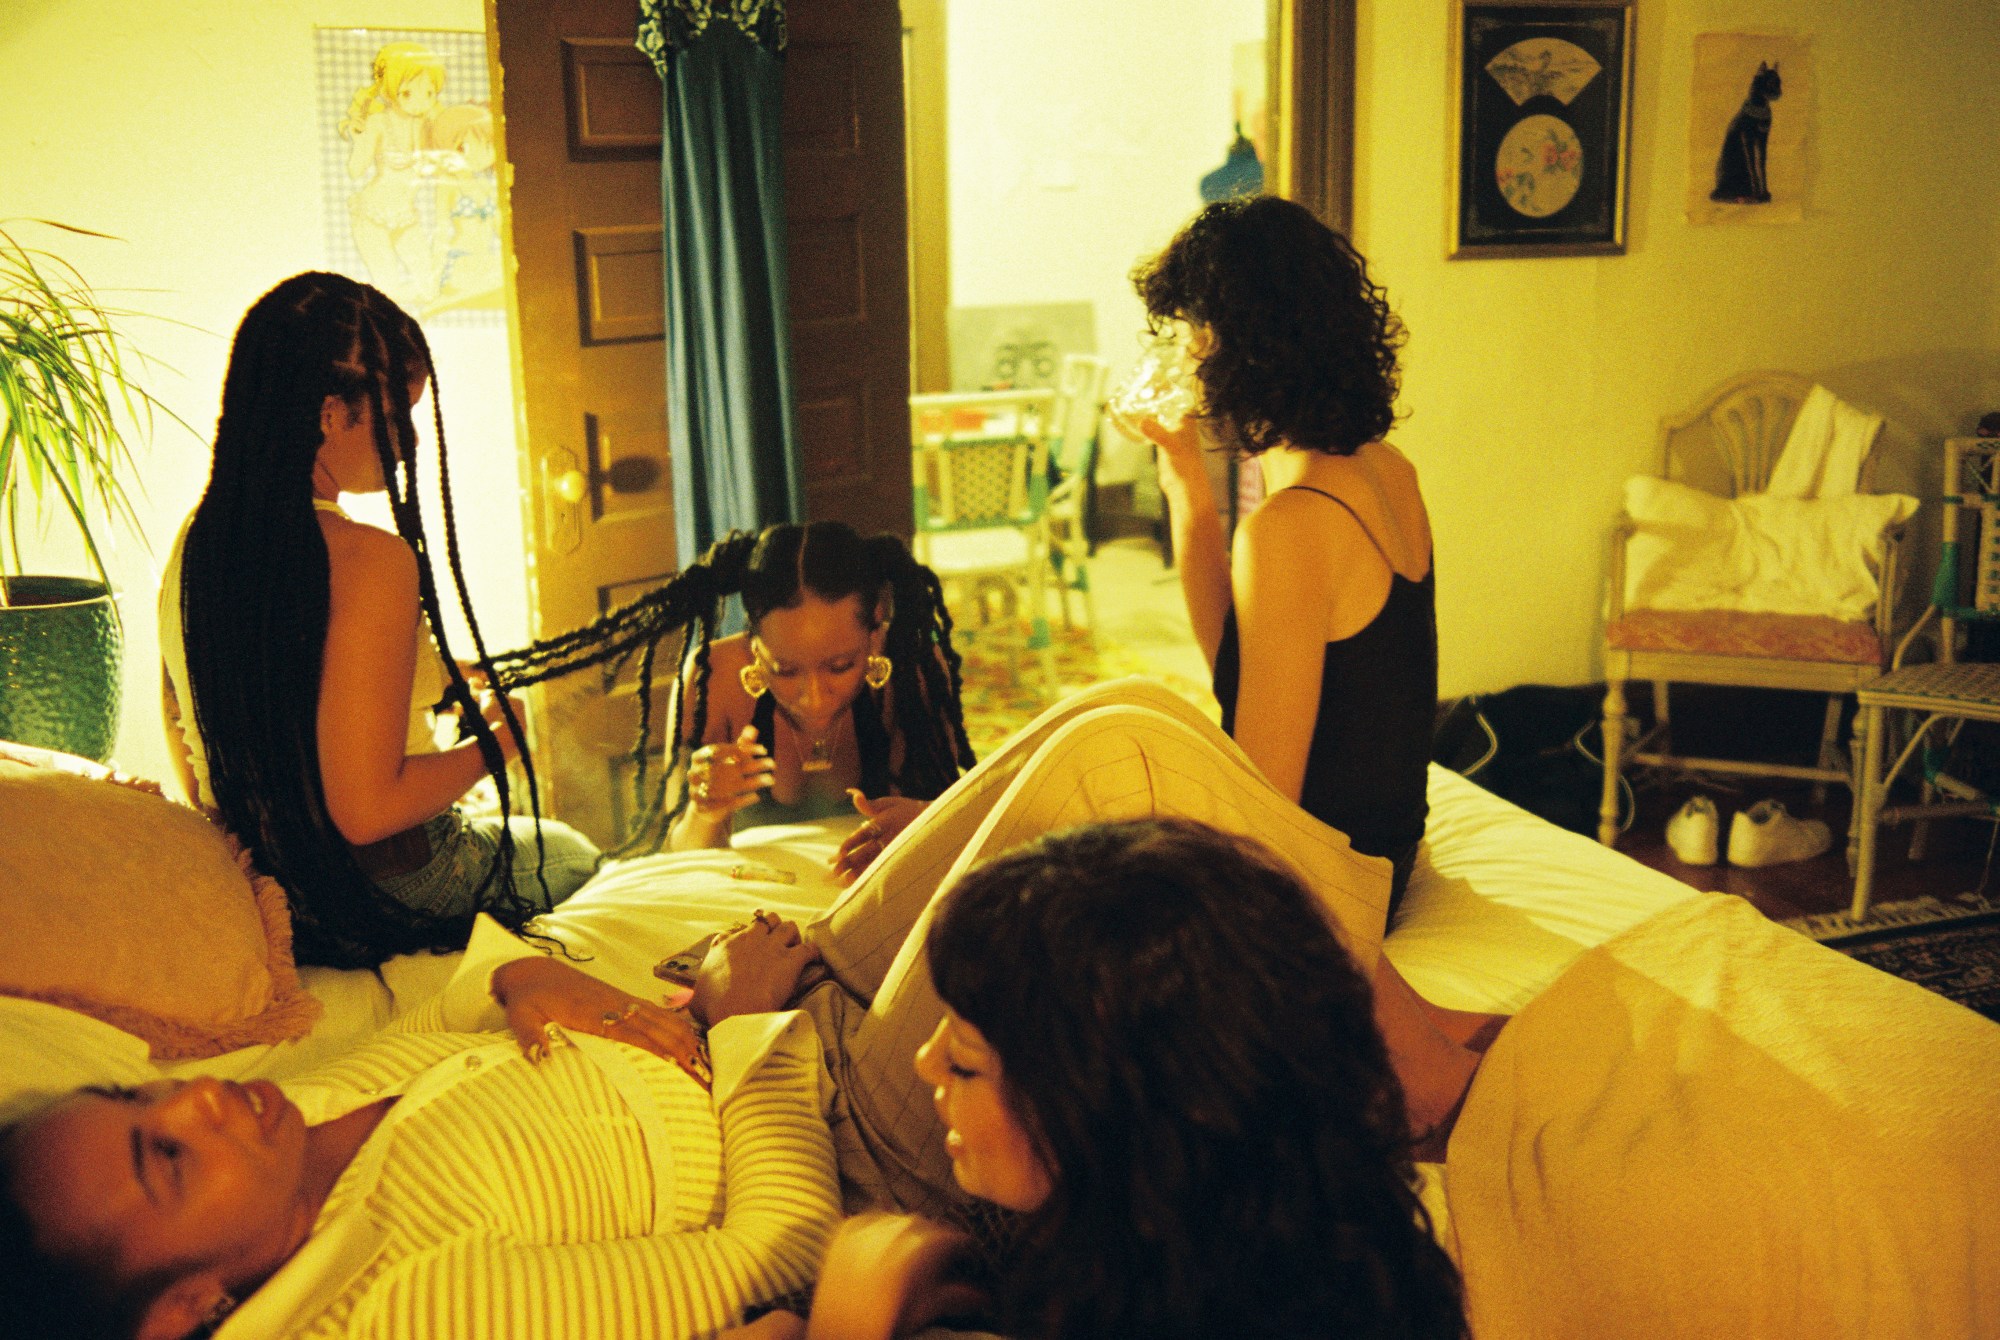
top-left (2, 768), bottom-right (1699, 1116)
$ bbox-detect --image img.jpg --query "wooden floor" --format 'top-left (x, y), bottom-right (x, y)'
top-left (1615, 772), bottom-right (1998, 923)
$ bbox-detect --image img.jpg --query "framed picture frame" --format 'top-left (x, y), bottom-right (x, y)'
top-left (1449, 0), bottom-right (1634, 258)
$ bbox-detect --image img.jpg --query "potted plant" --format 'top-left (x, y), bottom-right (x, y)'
top-left (0, 222), bottom-right (179, 761)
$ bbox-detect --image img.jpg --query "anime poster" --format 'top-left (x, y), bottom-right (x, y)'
top-left (314, 28), bottom-right (501, 323)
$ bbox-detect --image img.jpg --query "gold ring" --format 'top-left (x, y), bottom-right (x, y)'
top-left (543, 1021), bottom-right (564, 1043)
top-left (601, 1002), bottom-right (640, 1029)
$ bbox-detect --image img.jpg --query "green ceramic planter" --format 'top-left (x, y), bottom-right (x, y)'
top-left (0, 576), bottom-right (123, 762)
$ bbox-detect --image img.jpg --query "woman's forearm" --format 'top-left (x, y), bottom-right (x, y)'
top-left (328, 740), bottom-right (493, 846)
top-left (669, 799), bottom-right (732, 852)
top-left (1158, 458), bottom-right (1231, 669)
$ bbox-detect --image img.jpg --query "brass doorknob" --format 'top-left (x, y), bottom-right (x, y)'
top-left (553, 469), bottom-right (588, 504)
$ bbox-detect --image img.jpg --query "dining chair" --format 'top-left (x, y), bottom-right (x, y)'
top-left (908, 388), bottom-right (1059, 685)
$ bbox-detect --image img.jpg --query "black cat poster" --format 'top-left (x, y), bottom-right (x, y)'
top-left (1449, 1), bottom-right (1633, 258)
top-left (1688, 33), bottom-right (1813, 226)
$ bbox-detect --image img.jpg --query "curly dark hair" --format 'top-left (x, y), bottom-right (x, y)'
top-left (928, 818), bottom-right (1467, 1340)
top-left (1133, 196), bottom-right (1405, 457)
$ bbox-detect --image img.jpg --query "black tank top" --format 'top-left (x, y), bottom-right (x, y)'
top-left (1212, 485), bottom-right (1436, 866)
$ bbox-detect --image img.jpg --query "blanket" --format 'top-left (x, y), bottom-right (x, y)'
top-left (1446, 895), bottom-right (2000, 1339)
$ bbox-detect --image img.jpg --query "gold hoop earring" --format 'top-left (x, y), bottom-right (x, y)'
top-left (739, 662), bottom-right (770, 698)
top-left (864, 654), bottom-right (892, 690)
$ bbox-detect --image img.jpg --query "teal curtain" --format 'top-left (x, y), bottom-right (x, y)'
top-left (640, 0), bottom-right (801, 569)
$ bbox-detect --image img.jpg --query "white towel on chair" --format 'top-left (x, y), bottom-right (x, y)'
top-left (1766, 385), bottom-right (1883, 499)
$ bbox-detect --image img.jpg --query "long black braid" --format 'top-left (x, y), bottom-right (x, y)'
top-left (181, 273), bottom-right (544, 969)
top-left (487, 522), bottom-right (973, 852)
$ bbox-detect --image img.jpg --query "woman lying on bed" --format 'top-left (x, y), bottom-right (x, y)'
top-left (0, 681), bottom-right (1468, 1340)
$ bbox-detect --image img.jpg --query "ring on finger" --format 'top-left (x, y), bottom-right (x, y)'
top-left (601, 1002), bottom-right (641, 1029)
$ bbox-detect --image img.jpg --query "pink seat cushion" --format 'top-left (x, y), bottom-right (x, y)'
top-left (1606, 609), bottom-right (1882, 665)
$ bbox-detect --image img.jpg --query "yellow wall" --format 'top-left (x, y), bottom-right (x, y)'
top-left (1354, 0), bottom-right (2000, 696)
top-left (946, 0), bottom-right (1268, 385)
top-left (0, 0), bottom-right (526, 784)
top-left (8, 0), bottom-right (1998, 779)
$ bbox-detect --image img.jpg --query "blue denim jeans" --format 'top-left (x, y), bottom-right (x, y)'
top-left (375, 809), bottom-right (601, 920)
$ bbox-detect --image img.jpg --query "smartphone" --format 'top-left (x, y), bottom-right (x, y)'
top-left (653, 932), bottom-right (717, 990)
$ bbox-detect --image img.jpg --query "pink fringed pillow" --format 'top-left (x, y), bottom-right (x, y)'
top-left (0, 745), bottom-right (322, 1060)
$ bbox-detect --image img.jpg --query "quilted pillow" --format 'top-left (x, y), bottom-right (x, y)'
top-left (1623, 477), bottom-right (1917, 622)
top-left (0, 743), bottom-right (322, 1060)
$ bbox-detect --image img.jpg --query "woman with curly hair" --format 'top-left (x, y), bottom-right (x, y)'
top-left (1126, 194), bottom-right (1433, 920)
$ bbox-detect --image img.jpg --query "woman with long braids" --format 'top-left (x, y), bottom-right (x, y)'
top-left (159, 273), bottom-right (599, 970)
top-left (666, 522), bottom-right (972, 872)
top-left (484, 520), bottom-right (973, 877)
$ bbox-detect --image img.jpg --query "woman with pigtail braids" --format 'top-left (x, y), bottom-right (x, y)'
top-left (485, 520), bottom-right (973, 876)
top-left (160, 273), bottom-right (600, 970)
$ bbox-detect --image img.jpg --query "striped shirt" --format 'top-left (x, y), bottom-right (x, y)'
top-left (219, 919), bottom-right (841, 1339)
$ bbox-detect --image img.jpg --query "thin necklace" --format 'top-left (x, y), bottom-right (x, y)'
top-left (784, 705), bottom-right (845, 774)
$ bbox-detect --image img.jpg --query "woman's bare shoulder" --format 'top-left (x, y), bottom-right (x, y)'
top-left (318, 514), bottom-right (417, 595)
top-left (688, 633), bottom-right (752, 738)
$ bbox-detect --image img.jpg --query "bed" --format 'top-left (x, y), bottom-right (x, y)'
top-left (4, 757), bottom-right (1995, 1338)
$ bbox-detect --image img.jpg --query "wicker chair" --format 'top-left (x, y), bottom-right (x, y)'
top-left (909, 388), bottom-right (1058, 684)
top-left (1597, 371), bottom-right (1905, 846)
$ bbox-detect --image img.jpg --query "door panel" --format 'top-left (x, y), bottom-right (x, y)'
top-left (494, 0), bottom-right (674, 846)
top-left (787, 0), bottom-right (914, 539)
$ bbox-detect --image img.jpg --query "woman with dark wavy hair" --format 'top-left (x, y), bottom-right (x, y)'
top-left (902, 817), bottom-right (1468, 1340)
top-left (1125, 195), bottom-right (1434, 920)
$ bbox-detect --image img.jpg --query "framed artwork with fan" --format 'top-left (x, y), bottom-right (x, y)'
top-left (1449, 0), bottom-right (1634, 258)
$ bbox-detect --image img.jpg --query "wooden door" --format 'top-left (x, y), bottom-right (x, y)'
top-left (786, 0), bottom-right (914, 539)
top-left (493, 0), bottom-right (674, 846)
top-left (492, 0), bottom-right (913, 844)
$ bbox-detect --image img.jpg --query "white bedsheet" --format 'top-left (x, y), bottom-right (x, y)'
top-left (4, 774), bottom-right (1698, 1110)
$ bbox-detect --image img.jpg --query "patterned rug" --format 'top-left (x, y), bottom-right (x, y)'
top-left (1819, 911), bottom-right (2000, 1024)
top-left (1783, 893), bottom-right (2000, 943)
top-left (952, 620), bottom-right (1214, 761)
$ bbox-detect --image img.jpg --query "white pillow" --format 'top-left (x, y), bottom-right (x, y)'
top-left (1623, 477), bottom-right (1917, 622)
top-left (0, 996), bottom-right (159, 1125)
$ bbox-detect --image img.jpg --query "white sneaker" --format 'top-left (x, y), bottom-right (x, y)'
top-left (1726, 799), bottom-right (1832, 868)
top-left (1665, 795), bottom-right (1720, 865)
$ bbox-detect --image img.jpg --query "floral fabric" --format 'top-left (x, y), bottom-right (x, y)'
top-left (637, 0), bottom-right (787, 67)
top-left (1606, 609), bottom-right (1883, 665)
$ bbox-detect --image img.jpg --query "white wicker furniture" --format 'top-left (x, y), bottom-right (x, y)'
top-left (1598, 372), bottom-right (1904, 846)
